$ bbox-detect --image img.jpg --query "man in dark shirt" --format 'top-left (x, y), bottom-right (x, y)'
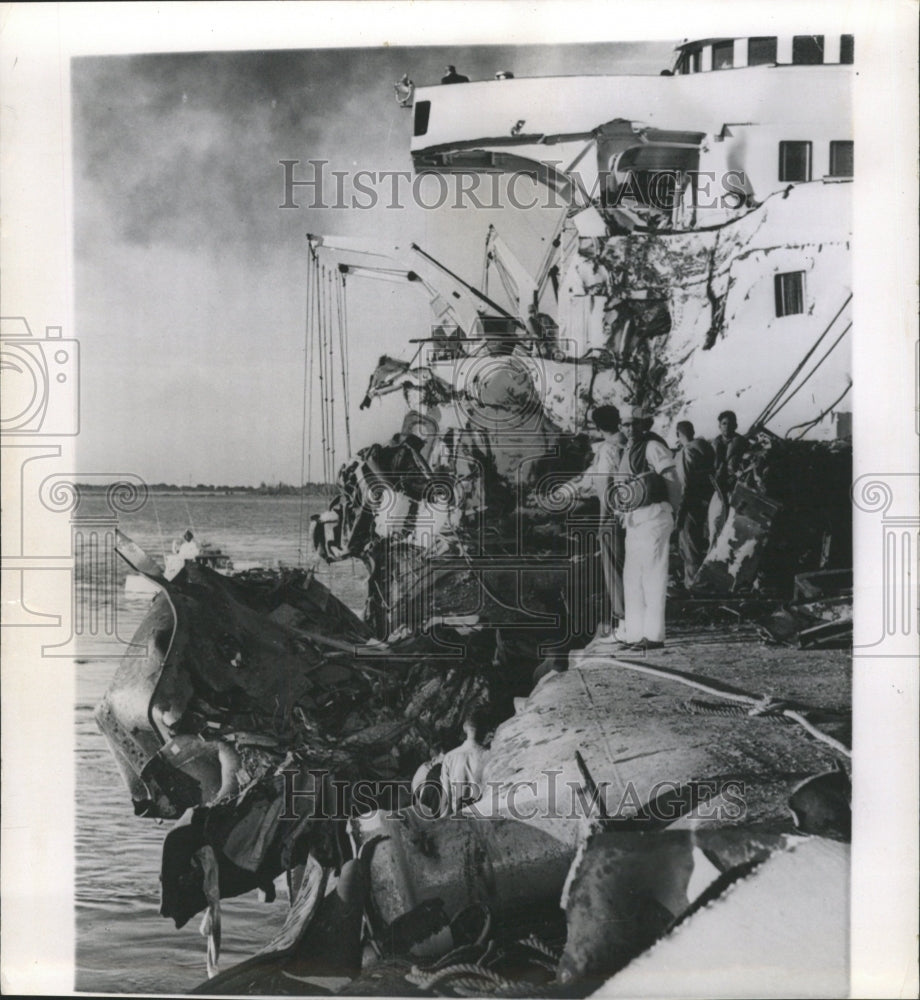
top-left (441, 65), bottom-right (470, 84)
top-left (708, 410), bottom-right (747, 540)
top-left (568, 405), bottom-right (626, 641)
top-left (675, 420), bottom-right (715, 588)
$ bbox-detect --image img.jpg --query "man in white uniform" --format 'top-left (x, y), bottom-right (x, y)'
top-left (441, 707), bottom-right (489, 814)
top-left (164, 529), bottom-right (200, 581)
top-left (616, 406), bottom-right (681, 650)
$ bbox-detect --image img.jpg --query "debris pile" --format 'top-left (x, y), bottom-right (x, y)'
top-left (96, 421), bottom-right (854, 995)
top-left (696, 431), bottom-right (852, 597)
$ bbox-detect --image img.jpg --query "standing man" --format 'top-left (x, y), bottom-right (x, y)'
top-left (674, 420), bottom-right (715, 589)
top-left (709, 410), bottom-right (747, 541)
top-left (567, 405), bottom-right (626, 642)
top-left (441, 65), bottom-right (470, 84)
top-left (615, 405), bottom-right (682, 651)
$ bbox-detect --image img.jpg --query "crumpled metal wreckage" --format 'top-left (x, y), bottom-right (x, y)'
top-left (96, 405), bottom-right (852, 993)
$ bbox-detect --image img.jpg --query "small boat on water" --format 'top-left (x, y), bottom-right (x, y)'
top-left (194, 543), bottom-right (235, 574)
top-left (124, 532), bottom-right (256, 595)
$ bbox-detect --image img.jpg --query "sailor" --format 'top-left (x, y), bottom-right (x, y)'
top-left (674, 420), bottom-right (715, 589)
top-left (441, 65), bottom-right (470, 84)
top-left (568, 405), bottom-right (626, 640)
top-left (394, 73), bottom-right (415, 107)
top-left (440, 706), bottom-right (489, 814)
top-left (179, 529), bottom-right (200, 560)
top-left (164, 529), bottom-right (200, 580)
top-left (708, 410), bottom-right (748, 541)
top-left (615, 404), bottom-right (681, 650)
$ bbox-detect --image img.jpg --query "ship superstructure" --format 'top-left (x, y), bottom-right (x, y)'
top-left (303, 34), bottom-right (854, 638)
top-left (404, 32), bottom-right (854, 439)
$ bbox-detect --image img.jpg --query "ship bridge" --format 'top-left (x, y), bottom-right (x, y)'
top-left (671, 34), bottom-right (853, 73)
top-left (410, 34), bottom-right (853, 214)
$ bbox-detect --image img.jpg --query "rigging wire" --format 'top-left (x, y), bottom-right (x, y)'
top-left (177, 485), bottom-right (196, 535)
top-left (534, 206), bottom-right (569, 302)
top-left (336, 268), bottom-right (353, 457)
top-left (751, 293), bottom-right (852, 431)
top-left (306, 257), bottom-right (316, 485)
top-left (786, 379), bottom-right (853, 440)
top-left (327, 266), bottom-right (337, 483)
top-left (492, 254), bottom-right (522, 321)
top-left (316, 260), bottom-right (330, 486)
top-left (481, 226), bottom-right (494, 301)
top-left (766, 322), bottom-right (852, 425)
top-left (151, 493), bottom-right (168, 562)
top-left (298, 250), bottom-right (313, 566)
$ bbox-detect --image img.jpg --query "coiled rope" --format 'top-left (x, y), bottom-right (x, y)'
top-left (405, 922), bottom-right (563, 997)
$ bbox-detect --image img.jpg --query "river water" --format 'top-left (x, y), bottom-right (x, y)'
top-left (75, 493), bottom-right (368, 995)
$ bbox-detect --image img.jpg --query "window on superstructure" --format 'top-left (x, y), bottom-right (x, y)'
top-left (839, 35), bottom-right (854, 64)
top-left (774, 272), bottom-right (806, 317)
top-left (778, 141), bottom-right (812, 182)
top-left (676, 47), bottom-right (702, 74)
top-left (712, 41), bottom-right (734, 70)
top-left (829, 141), bottom-right (853, 178)
top-left (792, 35), bottom-right (825, 65)
top-left (690, 48), bottom-right (701, 72)
top-left (413, 101), bottom-right (431, 137)
top-left (748, 37), bottom-right (777, 65)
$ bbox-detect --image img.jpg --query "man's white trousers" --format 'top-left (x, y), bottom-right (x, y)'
top-left (623, 502), bottom-right (673, 643)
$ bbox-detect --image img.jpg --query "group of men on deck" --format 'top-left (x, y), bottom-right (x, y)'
top-left (571, 404), bottom-right (747, 651)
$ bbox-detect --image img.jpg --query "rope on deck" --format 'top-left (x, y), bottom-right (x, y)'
top-left (406, 962), bottom-right (523, 993)
top-left (608, 656), bottom-right (851, 759)
top-left (679, 698), bottom-right (794, 722)
top-left (405, 927), bottom-right (562, 997)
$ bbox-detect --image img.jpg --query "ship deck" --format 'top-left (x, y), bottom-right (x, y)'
top-left (478, 618), bottom-right (850, 845)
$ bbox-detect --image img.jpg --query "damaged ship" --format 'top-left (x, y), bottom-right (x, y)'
top-left (95, 33), bottom-right (855, 997)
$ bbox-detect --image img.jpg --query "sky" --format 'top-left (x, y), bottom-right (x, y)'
top-left (71, 40), bottom-right (672, 485)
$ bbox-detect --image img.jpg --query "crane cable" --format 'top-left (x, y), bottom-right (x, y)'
top-left (305, 248), bottom-right (360, 488)
top-left (299, 244), bottom-right (360, 563)
top-left (325, 267), bottom-right (337, 482)
top-left (298, 249), bottom-right (315, 565)
top-left (336, 268), bottom-right (353, 458)
top-left (316, 258), bottom-right (330, 485)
